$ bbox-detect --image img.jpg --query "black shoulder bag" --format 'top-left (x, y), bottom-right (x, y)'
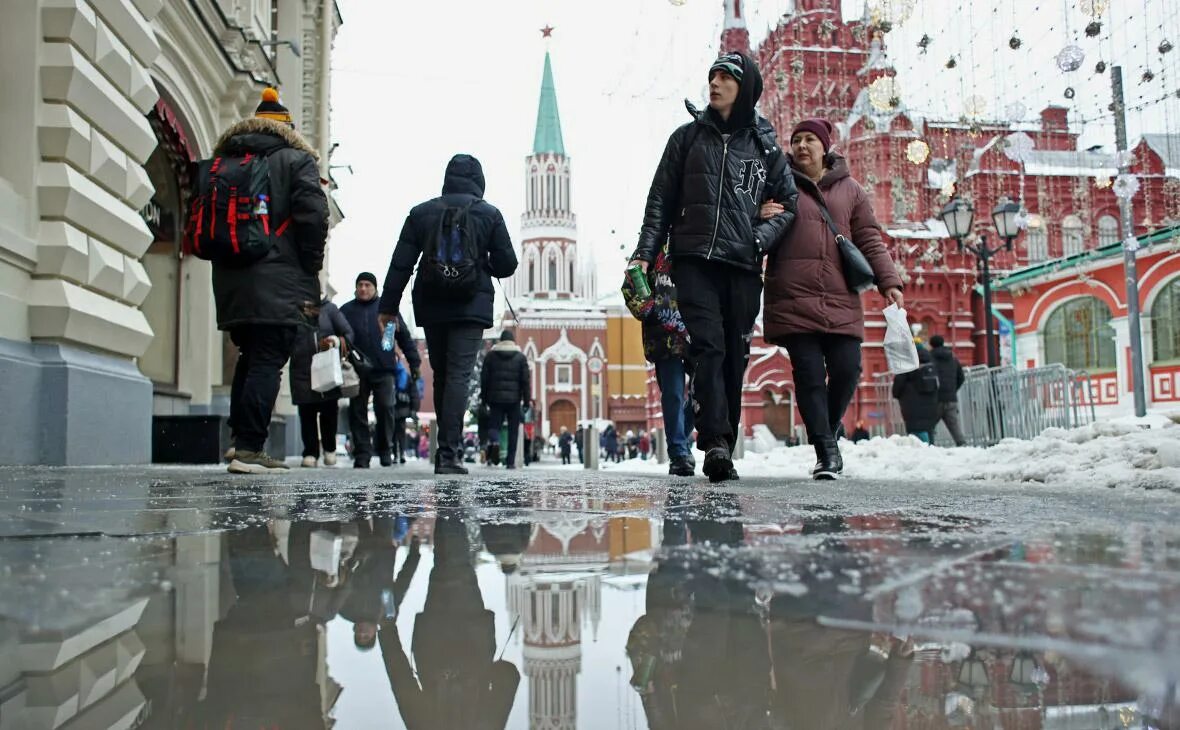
top-left (813, 196), bottom-right (877, 294)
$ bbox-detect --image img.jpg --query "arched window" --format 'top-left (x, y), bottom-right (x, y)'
top-left (528, 261), bottom-right (536, 293)
top-left (1044, 297), bottom-right (1116, 371)
top-left (548, 176), bottom-right (555, 210)
top-left (1062, 215), bottom-right (1084, 257)
top-left (1098, 215), bottom-right (1119, 247)
top-left (548, 256), bottom-right (558, 291)
top-left (1026, 225), bottom-right (1048, 263)
top-left (569, 260), bottom-right (575, 293)
top-left (1152, 277), bottom-right (1180, 362)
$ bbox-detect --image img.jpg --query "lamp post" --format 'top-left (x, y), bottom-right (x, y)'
top-left (941, 197), bottom-right (1020, 368)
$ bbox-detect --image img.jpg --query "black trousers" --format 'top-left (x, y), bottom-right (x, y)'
top-left (424, 324), bottom-right (483, 460)
top-left (391, 418), bottom-right (406, 460)
top-left (485, 402), bottom-right (522, 467)
top-left (229, 325), bottom-right (298, 452)
top-left (298, 401), bottom-right (338, 457)
top-left (671, 258), bottom-right (762, 452)
top-left (349, 372), bottom-right (395, 463)
top-left (781, 332), bottom-right (863, 444)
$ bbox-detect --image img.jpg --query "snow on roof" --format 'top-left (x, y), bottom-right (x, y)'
top-left (885, 218), bottom-right (949, 239)
top-left (1022, 148), bottom-right (1116, 177)
top-left (1141, 133), bottom-right (1180, 176)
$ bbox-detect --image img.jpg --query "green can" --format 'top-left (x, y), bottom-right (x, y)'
top-left (626, 264), bottom-right (652, 300)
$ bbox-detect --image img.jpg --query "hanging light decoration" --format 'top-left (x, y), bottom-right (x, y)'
top-left (668, 0), bottom-right (687, 5)
top-left (1056, 45), bottom-right (1085, 72)
top-left (868, 76), bottom-right (902, 111)
top-left (906, 139), bottom-right (930, 164)
top-left (1009, 33), bottom-right (1023, 50)
top-left (869, 0), bottom-right (916, 27)
top-left (964, 95), bottom-right (988, 119)
top-left (946, 56), bottom-right (958, 69)
top-left (1161, 40), bottom-right (1175, 55)
top-left (1005, 101), bottom-right (1027, 123)
top-left (1095, 176), bottom-right (1113, 189)
top-left (940, 179), bottom-right (957, 197)
top-left (1079, 0), bottom-right (1108, 16)
top-left (1142, 69), bottom-right (1156, 83)
top-left (1085, 20), bottom-right (1102, 37)
top-left (1113, 173), bottom-right (1140, 200)
top-left (1095, 60), bottom-right (1108, 73)
top-left (1064, 86), bottom-right (1076, 99)
top-left (917, 33), bottom-right (932, 54)
top-left (1003, 132), bottom-right (1035, 163)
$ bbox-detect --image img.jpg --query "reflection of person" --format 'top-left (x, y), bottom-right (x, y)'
top-left (338, 516), bottom-right (420, 651)
top-left (377, 492), bottom-right (520, 728)
top-left (627, 491), bottom-right (772, 729)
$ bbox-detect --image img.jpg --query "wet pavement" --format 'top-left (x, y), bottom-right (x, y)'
top-left (1, 461), bottom-right (1178, 729)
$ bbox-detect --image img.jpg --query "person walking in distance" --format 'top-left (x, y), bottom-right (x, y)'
top-left (892, 346), bottom-right (941, 444)
top-left (630, 52), bottom-right (798, 482)
top-left (928, 335), bottom-right (968, 446)
top-left (480, 330), bottom-right (531, 469)
top-left (340, 274), bottom-right (420, 468)
top-left (377, 154), bottom-right (518, 475)
top-left (289, 293), bottom-right (353, 467)
top-left (197, 88), bottom-right (328, 474)
top-left (760, 118), bottom-right (903, 480)
top-left (622, 240), bottom-right (696, 476)
top-left (558, 427), bottom-right (573, 465)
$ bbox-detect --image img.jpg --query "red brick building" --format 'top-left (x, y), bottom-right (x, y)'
top-left (651, 0), bottom-right (1180, 440)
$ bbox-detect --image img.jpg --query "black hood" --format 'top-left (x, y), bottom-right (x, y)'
top-left (917, 347), bottom-right (932, 364)
top-left (930, 346), bottom-right (954, 362)
top-left (706, 52), bottom-right (763, 133)
top-left (441, 154), bottom-right (486, 197)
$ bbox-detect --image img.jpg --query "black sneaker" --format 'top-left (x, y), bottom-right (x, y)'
top-left (702, 446), bottom-right (734, 483)
top-left (668, 455), bottom-right (695, 477)
top-left (435, 462), bottom-right (469, 475)
top-left (379, 454), bottom-right (393, 467)
top-left (813, 438), bottom-right (842, 481)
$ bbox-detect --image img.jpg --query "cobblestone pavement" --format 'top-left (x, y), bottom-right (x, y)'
top-left (1, 461), bottom-right (1178, 728)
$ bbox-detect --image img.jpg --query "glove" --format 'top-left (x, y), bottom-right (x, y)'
top-left (411, 369), bottom-right (420, 381)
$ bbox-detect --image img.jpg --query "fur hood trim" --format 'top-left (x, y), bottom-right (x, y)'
top-left (491, 340), bottom-right (521, 353)
top-left (214, 117), bottom-right (319, 158)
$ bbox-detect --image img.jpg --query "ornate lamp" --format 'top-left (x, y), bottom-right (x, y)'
top-left (940, 197), bottom-right (975, 250)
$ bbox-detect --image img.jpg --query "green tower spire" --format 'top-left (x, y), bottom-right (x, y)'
top-left (532, 51), bottom-right (565, 156)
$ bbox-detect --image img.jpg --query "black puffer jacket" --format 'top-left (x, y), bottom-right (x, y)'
top-left (340, 299), bottom-right (419, 375)
top-left (480, 340), bottom-right (530, 406)
top-left (632, 54), bottom-right (798, 272)
top-left (930, 345), bottom-right (965, 402)
top-left (289, 300), bottom-right (353, 405)
top-left (211, 117), bottom-right (328, 329)
top-left (379, 155), bottom-right (518, 328)
top-left (892, 348), bottom-right (941, 432)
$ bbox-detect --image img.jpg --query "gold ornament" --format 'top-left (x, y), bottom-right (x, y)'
top-left (868, 76), bottom-right (902, 112)
top-left (1095, 176), bottom-right (1112, 189)
top-left (1079, 0), bottom-right (1108, 17)
top-left (906, 139), bottom-right (930, 164)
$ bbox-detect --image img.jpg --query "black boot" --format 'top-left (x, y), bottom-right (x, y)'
top-left (813, 438), bottom-right (842, 480)
top-left (811, 443), bottom-right (825, 477)
top-left (702, 443), bottom-right (734, 483)
top-left (435, 449), bottom-right (468, 475)
top-left (668, 455), bottom-right (695, 477)
top-left (487, 442), bottom-right (500, 466)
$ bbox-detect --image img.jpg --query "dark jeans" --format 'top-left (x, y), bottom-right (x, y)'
top-left (781, 332), bottom-right (862, 445)
top-left (392, 417), bottom-right (407, 460)
top-left (485, 402), bottom-right (523, 467)
top-left (671, 258), bottom-right (761, 452)
top-left (298, 402), bottom-right (338, 458)
top-left (349, 371), bottom-right (396, 463)
top-left (654, 356), bottom-right (694, 459)
top-left (229, 325), bottom-right (298, 452)
top-left (424, 324), bottom-right (483, 460)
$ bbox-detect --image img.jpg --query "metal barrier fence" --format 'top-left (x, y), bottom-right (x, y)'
top-left (865, 364), bottom-right (1097, 447)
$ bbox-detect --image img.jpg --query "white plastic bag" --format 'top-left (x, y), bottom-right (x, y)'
top-left (883, 304), bottom-right (920, 374)
top-left (311, 345), bottom-right (344, 392)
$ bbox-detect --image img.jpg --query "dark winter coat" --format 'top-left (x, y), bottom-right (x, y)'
top-left (632, 54), bottom-right (798, 273)
top-left (289, 299), bottom-right (354, 405)
top-left (559, 432), bottom-right (573, 455)
top-left (763, 156), bottom-right (903, 343)
top-left (379, 155), bottom-right (518, 328)
top-left (210, 117), bottom-right (328, 330)
top-left (930, 344), bottom-right (966, 402)
top-left (339, 298), bottom-right (419, 375)
top-left (892, 348), bottom-right (941, 433)
top-left (480, 340), bottom-right (530, 406)
top-left (623, 240), bottom-right (689, 363)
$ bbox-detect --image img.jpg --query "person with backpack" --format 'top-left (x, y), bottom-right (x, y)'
top-left (629, 52), bottom-right (798, 483)
top-left (928, 335), bottom-right (968, 446)
top-left (377, 154), bottom-right (518, 475)
top-left (558, 426), bottom-right (573, 465)
top-left (892, 346), bottom-right (941, 444)
top-left (340, 274), bottom-right (420, 468)
top-left (480, 330), bottom-right (530, 469)
top-left (189, 88), bottom-right (328, 474)
top-left (289, 294), bottom-right (353, 467)
top-left (760, 117), bottom-right (904, 480)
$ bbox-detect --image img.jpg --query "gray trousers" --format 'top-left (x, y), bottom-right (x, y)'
top-left (937, 401), bottom-right (967, 446)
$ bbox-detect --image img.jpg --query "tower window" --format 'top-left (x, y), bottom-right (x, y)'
top-left (548, 257), bottom-right (558, 291)
top-left (528, 262), bottom-right (535, 292)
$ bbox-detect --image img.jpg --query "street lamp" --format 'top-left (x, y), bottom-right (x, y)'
top-left (940, 197), bottom-right (1020, 368)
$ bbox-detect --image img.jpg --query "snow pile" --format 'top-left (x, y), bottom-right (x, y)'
top-left (590, 415), bottom-right (1180, 490)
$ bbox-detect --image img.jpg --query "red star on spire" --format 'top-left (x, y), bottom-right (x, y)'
top-left (540, 25), bottom-right (554, 38)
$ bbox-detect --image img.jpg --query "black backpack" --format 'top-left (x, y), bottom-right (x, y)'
top-left (916, 363), bottom-right (940, 394)
top-left (419, 200), bottom-right (479, 297)
top-left (184, 152), bottom-right (285, 266)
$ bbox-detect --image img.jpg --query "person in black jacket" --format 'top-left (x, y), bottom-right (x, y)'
top-left (480, 330), bottom-right (530, 469)
top-left (891, 346), bottom-right (941, 443)
top-left (378, 155), bottom-right (518, 474)
top-left (214, 90), bottom-right (329, 474)
top-left (629, 52), bottom-right (798, 483)
top-left (928, 335), bottom-right (968, 446)
top-left (341, 273), bottom-right (420, 468)
top-left (289, 296), bottom-right (353, 467)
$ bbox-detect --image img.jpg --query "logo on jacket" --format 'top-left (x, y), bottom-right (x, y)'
top-left (734, 159), bottom-right (766, 206)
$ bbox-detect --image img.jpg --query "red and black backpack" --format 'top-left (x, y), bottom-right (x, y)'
top-left (183, 152), bottom-right (288, 265)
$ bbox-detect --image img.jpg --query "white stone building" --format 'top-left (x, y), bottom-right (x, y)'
top-left (0, 0), bottom-right (341, 465)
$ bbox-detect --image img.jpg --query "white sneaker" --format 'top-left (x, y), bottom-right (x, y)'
top-left (301, 456), bottom-right (317, 468)
top-left (224, 447), bottom-right (236, 462)
top-left (323, 452), bottom-right (337, 466)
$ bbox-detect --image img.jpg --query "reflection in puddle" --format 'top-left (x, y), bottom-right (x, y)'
top-left (0, 486), bottom-right (1176, 728)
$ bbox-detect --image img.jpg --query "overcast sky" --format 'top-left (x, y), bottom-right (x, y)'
top-left (326, 0), bottom-right (1180, 310)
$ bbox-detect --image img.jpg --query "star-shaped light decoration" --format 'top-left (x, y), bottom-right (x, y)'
top-left (540, 25), bottom-right (555, 38)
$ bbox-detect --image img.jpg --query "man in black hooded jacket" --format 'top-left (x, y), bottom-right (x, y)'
top-left (630, 52), bottom-right (798, 482)
top-left (378, 155), bottom-right (518, 474)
